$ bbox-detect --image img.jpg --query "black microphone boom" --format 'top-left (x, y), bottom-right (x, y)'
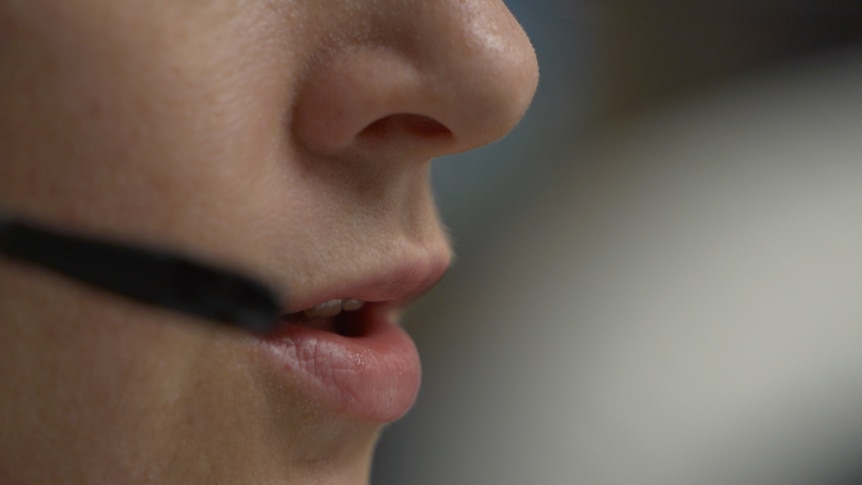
top-left (0, 212), bottom-right (280, 334)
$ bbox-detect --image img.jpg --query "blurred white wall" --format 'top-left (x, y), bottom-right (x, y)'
top-left (374, 47), bottom-right (862, 485)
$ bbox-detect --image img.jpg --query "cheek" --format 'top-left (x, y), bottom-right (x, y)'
top-left (0, 1), bottom-right (301, 267)
top-left (0, 262), bottom-right (187, 476)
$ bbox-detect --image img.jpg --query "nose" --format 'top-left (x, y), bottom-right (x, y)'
top-left (292, 0), bottom-right (539, 162)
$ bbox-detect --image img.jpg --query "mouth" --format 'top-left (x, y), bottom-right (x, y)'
top-left (252, 259), bottom-right (448, 422)
top-left (279, 298), bottom-right (370, 336)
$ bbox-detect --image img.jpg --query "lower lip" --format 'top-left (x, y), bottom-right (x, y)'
top-left (253, 304), bottom-right (421, 422)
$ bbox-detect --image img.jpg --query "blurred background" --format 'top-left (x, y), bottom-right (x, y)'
top-left (374, 1), bottom-right (862, 484)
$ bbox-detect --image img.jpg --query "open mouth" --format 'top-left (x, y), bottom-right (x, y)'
top-left (279, 299), bottom-right (372, 337)
top-left (260, 296), bottom-right (420, 422)
top-left (255, 256), bottom-right (450, 422)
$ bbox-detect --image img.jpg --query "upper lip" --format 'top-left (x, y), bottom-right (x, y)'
top-left (280, 251), bottom-right (451, 315)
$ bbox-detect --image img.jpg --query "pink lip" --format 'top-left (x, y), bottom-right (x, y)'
top-left (257, 303), bottom-right (420, 422)
top-left (251, 258), bottom-right (448, 422)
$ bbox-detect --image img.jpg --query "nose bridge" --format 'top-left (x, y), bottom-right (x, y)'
top-left (291, 0), bottom-right (539, 160)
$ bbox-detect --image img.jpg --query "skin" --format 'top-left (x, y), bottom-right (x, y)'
top-left (0, 1), bottom-right (537, 483)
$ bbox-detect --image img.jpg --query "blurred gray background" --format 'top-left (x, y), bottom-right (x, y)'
top-left (374, 2), bottom-right (862, 484)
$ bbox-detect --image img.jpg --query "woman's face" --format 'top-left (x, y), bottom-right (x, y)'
top-left (0, 1), bottom-right (537, 483)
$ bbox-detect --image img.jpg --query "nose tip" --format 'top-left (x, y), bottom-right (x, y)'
top-left (292, 0), bottom-right (539, 161)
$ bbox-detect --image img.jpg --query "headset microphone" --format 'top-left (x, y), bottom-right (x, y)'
top-left (0, 212), bottom-right (280, 334)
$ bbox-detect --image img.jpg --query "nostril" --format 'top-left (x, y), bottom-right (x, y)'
top-left (358, 114), bottom-right (453, 143)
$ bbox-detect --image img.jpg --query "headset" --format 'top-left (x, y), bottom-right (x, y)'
top-left (0, 211), bottom-right (280, 334)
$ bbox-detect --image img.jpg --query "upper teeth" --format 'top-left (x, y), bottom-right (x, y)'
top-left (303, 299), bottom-right (365, 318)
